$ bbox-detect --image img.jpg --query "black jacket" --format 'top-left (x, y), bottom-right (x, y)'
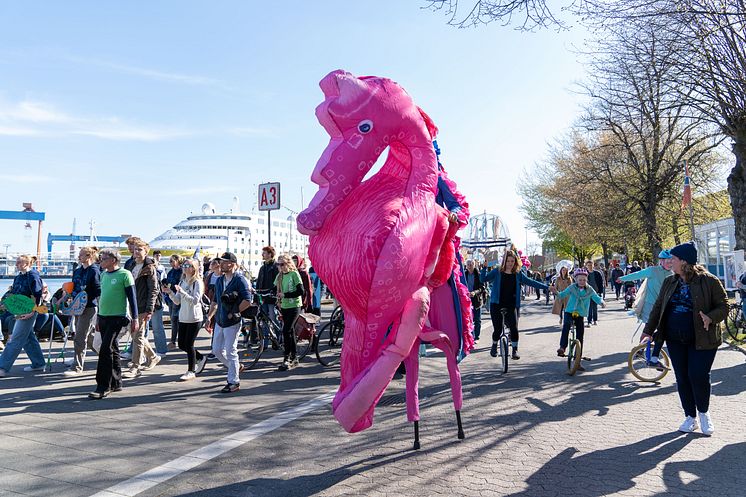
top-left (256, 259), bottom-right (279, 304)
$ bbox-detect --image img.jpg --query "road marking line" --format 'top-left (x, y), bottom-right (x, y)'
top-left (90, 392), bottom-right (335, 497)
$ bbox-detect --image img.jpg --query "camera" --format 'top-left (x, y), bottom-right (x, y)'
top-left (221, 291), bottom-right (240, 305)
top-left (160, 278), bottom-right (176, 292)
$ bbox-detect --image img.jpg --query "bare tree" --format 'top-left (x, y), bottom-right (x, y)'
top-left (424, 0), bottom-right (569, 29)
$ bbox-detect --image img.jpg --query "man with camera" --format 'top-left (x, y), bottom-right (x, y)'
top-left (206, 252), bottom-right (252, 393)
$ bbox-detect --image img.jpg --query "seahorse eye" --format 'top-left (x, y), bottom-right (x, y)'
top-left (357, 120), bottom-right (373, 134)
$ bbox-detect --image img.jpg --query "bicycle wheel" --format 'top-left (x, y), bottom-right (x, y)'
top-left (726, 304), bottom-right (745, 341)
top-left (295, 324), bottom-right (312, 362)
top-left (499, 334), bottom-right (509, 374)
top-left (567, 339), bottom-right (582, 375)
top-left (241, 321), bottom-right (265, 370)
top-left (628, 342), bottom-right (670, 382)
top-left (316, 321), bottom-right (343, 367)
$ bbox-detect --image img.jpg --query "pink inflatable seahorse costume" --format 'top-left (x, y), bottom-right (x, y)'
top-left (297, 70), bottom-right (468, 448)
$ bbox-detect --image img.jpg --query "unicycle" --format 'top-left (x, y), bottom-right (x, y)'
top-left (566, 320), bottom-right (583, 376)
top-left (628, 339), bottom-right (670, 382)
top-left (498, 308), bottom-right (510, 374)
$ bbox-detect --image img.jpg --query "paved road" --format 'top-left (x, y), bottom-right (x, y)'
top-left (1, 298), bottom-right (745, 497)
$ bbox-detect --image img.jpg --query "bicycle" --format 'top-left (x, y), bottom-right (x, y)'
top-left (240, 292), bottom-right (283, 370)
top-left (628, 337), bottom-right (671, 382)
top-left (315, 304), bottom-right (345, 367)
top-left (725, 301), bottom-right (745, 342)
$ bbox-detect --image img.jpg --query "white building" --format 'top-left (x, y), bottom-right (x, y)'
top-left (150, 198), bottom-right (307, 273)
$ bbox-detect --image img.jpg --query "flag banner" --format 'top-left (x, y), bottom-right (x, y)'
top-left (681, 162), bottom-right (692, 209)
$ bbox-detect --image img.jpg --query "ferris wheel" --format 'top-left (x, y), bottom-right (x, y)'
top-left (461, 212), bottom-right (512, 262)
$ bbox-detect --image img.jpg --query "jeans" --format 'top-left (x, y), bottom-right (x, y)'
top-left (559, 312), bottom-right (585, 349)
top-left (169, 304), bottom-right (180, 344)
top-left (472, 304), bottom-right (482, 340)
top-left (490, 304), bottom-right (519, 346)
top-left (212, 322), bottom-right (241, 384)
top-left (131, 315), bottom-right (157, 368)
top-left (588, 301), bottom-right (598, 324)
top-left (666, 339), bottom-right (717, 417)
top-left (148, 308), bottom-right (168, 355)
top-left (95, 315), bottom-right (127, 393)
top-left (260, 302), bottom-right (280, 338)
top-left (71, 307), bottom-right (97, 372)
top-left (613, 282), bottom-right (622, 299)
top-left (33, 313), bottom-right (65, 338)
top-left (0, 312), bottom-right (45, 372)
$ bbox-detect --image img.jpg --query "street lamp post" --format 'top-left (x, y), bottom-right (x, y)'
top-left (3, 244), bottom-right (10, 275)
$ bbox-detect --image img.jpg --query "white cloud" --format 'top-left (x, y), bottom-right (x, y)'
top-left (64, 55), bottom-right (233, 90)
top-left (0, 174), bottom-right (53, 183)
top-left (0, 99), bottom-right (190, 142)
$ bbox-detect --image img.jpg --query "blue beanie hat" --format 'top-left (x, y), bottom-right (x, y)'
top-left (670, 241), bottom-right (697, 265)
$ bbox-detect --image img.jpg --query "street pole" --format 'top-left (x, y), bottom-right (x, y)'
top-left (268, 210), bottom-right (271, 247)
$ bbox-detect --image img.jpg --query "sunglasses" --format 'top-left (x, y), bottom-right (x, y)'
top-left (182, 264), bottom-right (193, 269)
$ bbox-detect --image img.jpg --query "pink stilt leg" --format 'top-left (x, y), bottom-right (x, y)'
top-left (332, 287), bottom-right (430, 433)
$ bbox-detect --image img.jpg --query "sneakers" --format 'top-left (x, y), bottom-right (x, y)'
top-left (678, 416), bottom-right (699, 433)
top-left (122, 367), bottom-right (142, 378)
top-left (220, 382), bottom-right (240, 393)
top-left (511, 350), bottom-right (520, 360)
top-left (557, 348), bottom-right (566, 357)
top-left (23, 366), bottom-right (45, 372)
top-left (196, 355), bottom-right (208, 375)
top-left (288, 358), bottom-right (299, 370)
top-left (490, 342), bottom-right (498, 358)
top-left (142, 354), bottom-right (161, 371)
top-left (699, 412), bottom-right (715, 436)
top-left (88, 390), bottom-right (110, 399)
top-left (63, 369), bottom-right (83, 377)
top-left (278, 359), bottom-right (290, 371)
top-left (179, 371), bottom-right (196, 381)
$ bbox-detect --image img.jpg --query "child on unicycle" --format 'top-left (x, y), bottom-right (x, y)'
top-left (551, 268), bottom-right (606, 361)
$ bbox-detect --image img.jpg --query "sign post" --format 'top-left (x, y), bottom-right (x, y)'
top-left (258, 182), bottom-right (281, 246)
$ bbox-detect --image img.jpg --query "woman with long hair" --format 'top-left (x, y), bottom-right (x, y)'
top-left (275, 254), bottom-right (304, 371)
top-left (164, 258), bottom-right (207, 381)
top-left (64, 246), bottom-right (101, 375)
top-left (481, 250), bottom-right (548, 360)
top-left (551, 266), bottom-right (573, 325)
top-left (642, 242), bottom-right (728, 435)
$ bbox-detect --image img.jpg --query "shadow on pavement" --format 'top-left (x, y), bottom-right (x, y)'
top-left (504, 432), bottom-right (696, 497)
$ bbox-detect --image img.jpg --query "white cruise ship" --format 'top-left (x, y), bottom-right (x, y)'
top-left (149, 197), bottom-right (307, 272)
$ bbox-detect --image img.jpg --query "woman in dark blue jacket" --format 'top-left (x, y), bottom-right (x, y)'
top-left (0, 255), bottom-right (45, 376)
top-left (481, 250), bottom-right (548, 360)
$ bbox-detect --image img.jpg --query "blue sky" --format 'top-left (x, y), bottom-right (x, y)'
top-left (0, 1), bottom-right (588, 256)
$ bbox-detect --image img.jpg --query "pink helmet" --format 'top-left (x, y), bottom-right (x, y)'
top-left (574, 268), bottom-right (589, 276)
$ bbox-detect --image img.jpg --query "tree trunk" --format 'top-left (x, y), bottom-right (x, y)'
top-left (601, 242), bottom-right (610, 269)
top-left (727, 135), bottom-right (746, 251)
top-left (642, 207), bottom-right (663, 263)
top-left (671, 216), bottom-right (681, 247)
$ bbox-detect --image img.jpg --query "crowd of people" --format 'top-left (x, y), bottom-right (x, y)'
top-left (0, 237), bottom-right (322, 397)
top-left (0, 238), bottom-right (738, 436)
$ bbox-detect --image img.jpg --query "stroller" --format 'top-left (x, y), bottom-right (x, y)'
top-left (623, 283), bottom-right (637, 310)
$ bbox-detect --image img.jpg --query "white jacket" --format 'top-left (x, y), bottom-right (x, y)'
top-left (171, 279), bottom-right (204, 324)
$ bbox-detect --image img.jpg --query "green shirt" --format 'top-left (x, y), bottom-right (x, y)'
top-left (99, 268), bottom-right (135, 316)
top-left (274, 270), bottom-right (303, 309)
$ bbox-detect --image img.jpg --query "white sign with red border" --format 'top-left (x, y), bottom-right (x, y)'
top-left (258, 182), bottom-right (280, 211)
